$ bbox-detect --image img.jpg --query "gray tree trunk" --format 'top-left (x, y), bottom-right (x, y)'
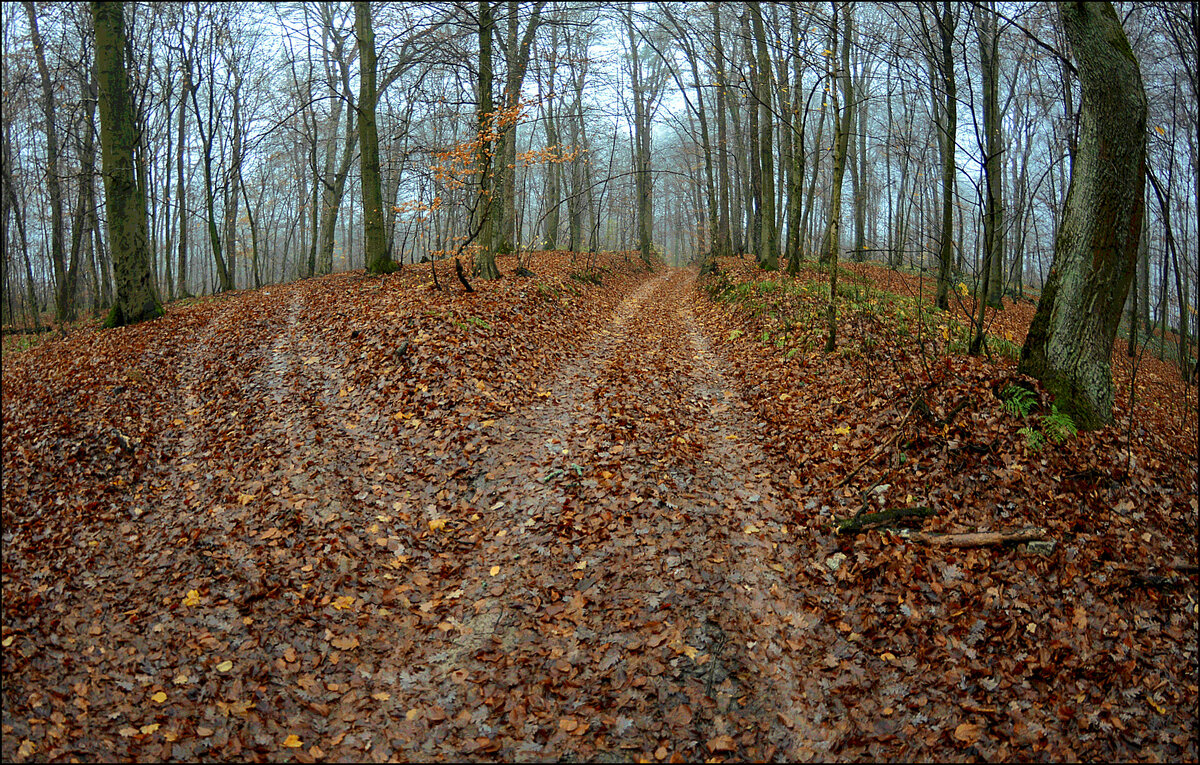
top-left (94, 1), bottom-right (161, 327)
top-left (1019, 1), bottom-right (1148, 429)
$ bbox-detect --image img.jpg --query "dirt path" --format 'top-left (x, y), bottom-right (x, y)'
top-left (361, 268), bottom-right (835, 761)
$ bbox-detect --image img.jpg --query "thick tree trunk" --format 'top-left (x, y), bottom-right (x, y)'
top-left (357, 1), bottom-right (395, 275)
top-left (93, 1), bottom-right (161, 327)
top-left (1019, 1), bottom-right (1148, 429)
top-left (473, 0), bottom-right (499, 279)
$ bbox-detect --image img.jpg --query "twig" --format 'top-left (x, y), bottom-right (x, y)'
top-left (836, 400), bottom-right (919, 488)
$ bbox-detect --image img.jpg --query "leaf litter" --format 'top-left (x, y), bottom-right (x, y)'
top-left (2, 251), bottom-right (1196, 762)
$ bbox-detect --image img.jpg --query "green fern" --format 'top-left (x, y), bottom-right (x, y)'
top-left (989, 336), bottom-right (1022, 361)
top-left (1001, 384), bottom-right (1036, 418)
top-left (1041, 405), bottom-right (1077, 444)
top-left (1018, 426), bottom-right (1045, 452)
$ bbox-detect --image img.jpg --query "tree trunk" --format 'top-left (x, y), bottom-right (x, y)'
top-left (24, 2), bottom-right (69, 322)
top-left (1019, 1), bottom-right (1148, 429)
top-left (93, 1), bottom-right (161, 328)
top-left (357, 2), bottom-right (395, 275)
top-left (750, 2), bottom-right (777, 271)
top-left (473, 0), bottom-right (499, 279)
top-left (934, 1), bottom-right (957, 311)
top-left (711, 4), bottom-right (733, 260)
top-left (825, 2), bottom-right (853, 353)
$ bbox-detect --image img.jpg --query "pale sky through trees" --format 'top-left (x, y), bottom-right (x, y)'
top-left (1, 2), bottom-right (1195, 343)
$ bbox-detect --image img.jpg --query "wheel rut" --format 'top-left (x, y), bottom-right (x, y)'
top-left (380, 267), bottom-right (827, 761)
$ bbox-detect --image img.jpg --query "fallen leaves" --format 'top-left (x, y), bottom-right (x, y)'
top-left (0, 253), bottom-right (1195, 763)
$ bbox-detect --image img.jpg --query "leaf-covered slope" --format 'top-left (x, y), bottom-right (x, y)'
top-left (2, 252), bottom-right (1197, 762)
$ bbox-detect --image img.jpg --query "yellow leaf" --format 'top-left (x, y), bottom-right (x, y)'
top-left (489, 565), bottom-right (500, 576)
top-left (406, 708), bottom-right (420, 721)
top-left (574, 561), bottom-right (587, 570)
top-left (283, 734), bottom-right (303, 748)
top-left (834, 425), bottom-right (851, 436)
top-left (151, 691), bottom-right (167, 703)
top-left (1154, 125), bottom-right (1165, 135)
top-left (941, 325), bottom-right (950, 341)
top-left (372, 692), bottom-right (391, 701)
top-left (140, 723), bottom-right (160, 735)
top-left (182, 589), bottom-right (201, 607)
top-left (428, 519), bottom-right (448, 532)
top-left (681, 645), bottom-right (700, 659)
top-left (744, 524), bottom-right (760, 534)
top-left (880, 652), bottom-right (897, 662)
top-left (237, 493), bottom-right (255, 506)
top-left (2, 635), bottom-right (14, 647)
top-left (332, 596), bottom-right (356, 611)
top-left (215, 660), bottom-right (233, 672)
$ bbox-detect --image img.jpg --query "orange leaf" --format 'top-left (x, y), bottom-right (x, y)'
top-left (954, 722), bottom-right (982, 744)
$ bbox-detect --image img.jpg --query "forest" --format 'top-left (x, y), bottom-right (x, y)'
top-left (2, 1), bottom-right (1197, 762)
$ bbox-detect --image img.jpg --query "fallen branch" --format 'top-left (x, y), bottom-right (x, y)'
top-left (1126, 573), bottom-right (1190, 589)
top-left (837, 506), bottom-right (936, 535)
top-left (898, 527), bottom-right (1048, 548)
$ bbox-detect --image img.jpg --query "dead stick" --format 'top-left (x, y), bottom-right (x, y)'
top-left (900, 527), bottom-right (1047, 548)
top-left (837, 400), bottom-right (918, 488)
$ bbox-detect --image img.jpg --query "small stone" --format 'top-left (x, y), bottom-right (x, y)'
top-left (1025, 540), bottom-right (1056, 556)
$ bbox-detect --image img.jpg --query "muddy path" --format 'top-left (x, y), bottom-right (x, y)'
top-left (371, 267), bottom-right (837, 761)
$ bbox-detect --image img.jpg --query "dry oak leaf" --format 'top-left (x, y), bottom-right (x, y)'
top-left (953, 722), bottom-right (982, 745)
top-left (706, 735), bottom-right (737, 753)
top-left (330, 635), bottom-right (359, 650)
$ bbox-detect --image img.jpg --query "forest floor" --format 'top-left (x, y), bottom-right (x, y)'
top-left (2, 252), bottom-right (1197, 762)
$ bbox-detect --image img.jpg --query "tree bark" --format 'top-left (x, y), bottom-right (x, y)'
top-left (750, 2), bottom-right (777, 271)
top-left (356, 1), bottom-right (395, 275)
top-left (24, 2), bottom-right (70, 321)
top-left (93, 1), bottom-right (162, 327)
top-left (824, 2), bottom-right (853, 353)
top-left (473, 0), bottom-right (499, 279)
top-left (711, 4), bottom-right (733, 260)
top-left (1019, 1), bottom-right (1148, 429)
top-left (935, 1), bottom-right (957, 311)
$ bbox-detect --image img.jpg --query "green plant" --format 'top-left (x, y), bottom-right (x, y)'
top-left (452, 315), bottom-right (490, 331)
top-left (1004, 386), bottom-right (1075, 451)
top-left (1041, 405), bottom-right (1077, 444)
top-left (728, 329), bottom-right (744, 341)
top-left (1001, 384), bottom-right (1037, 417)
top-left (1018, 426), bottom-right (1046, 452)
top-left (989, 335), bottom-right (1022, 361)
top-left (569, 270), bottom-right (603, 285)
